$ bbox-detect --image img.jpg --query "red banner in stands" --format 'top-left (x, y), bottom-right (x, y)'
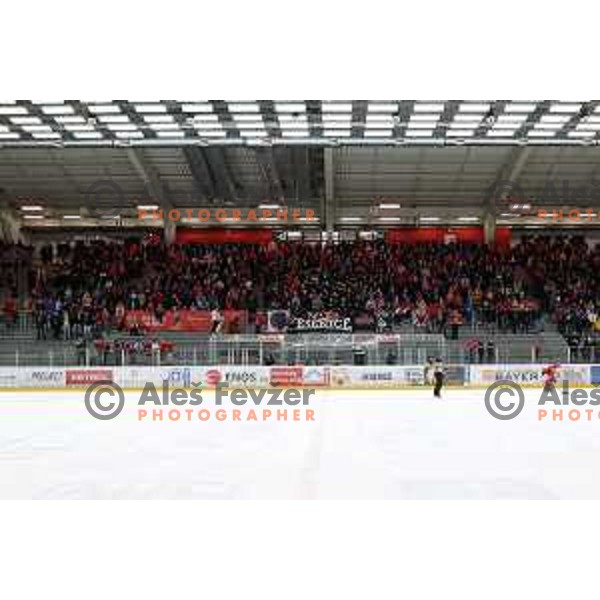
top-left (494, 227), bottom-right (511, 250)
top-left (385, 227), bottom-right (511, 248)
top-left (125, 310), bottom-right (247, 333)
top-left (175, 228), bottom-right (274, 245)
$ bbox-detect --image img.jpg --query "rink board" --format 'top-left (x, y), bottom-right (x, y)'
top-left (0, 364), bottom-right (597, 390)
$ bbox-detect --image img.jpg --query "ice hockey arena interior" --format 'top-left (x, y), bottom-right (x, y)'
top-left (2, 99), bottom-right (600, 500)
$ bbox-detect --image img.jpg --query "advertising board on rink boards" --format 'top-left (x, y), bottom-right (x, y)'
top-left (0, 364), bottom-right (597, 389)
top-left (468, 364), bottom-right (590, 386)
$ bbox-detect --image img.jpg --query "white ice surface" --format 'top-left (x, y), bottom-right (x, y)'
top-left (1, 388), bottom-right (599, 499)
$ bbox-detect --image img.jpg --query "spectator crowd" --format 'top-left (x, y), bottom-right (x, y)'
top-left (0, 235), bottom-right (599, 348)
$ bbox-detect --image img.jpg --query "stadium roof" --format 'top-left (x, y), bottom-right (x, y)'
top-left (1, 101), bottom-right (600, 146)
top-left (1, 102), bottom-right (600, 230)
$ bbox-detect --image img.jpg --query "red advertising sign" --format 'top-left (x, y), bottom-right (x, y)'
top-left (269, 367), bottom-right (303, 387)
top-left (66, 369), bottom-right (113, 386)
top-left (176, 228), bottom-right (274, 245)
top-left (385, 227), bottom-right (511, 249)
top-left (124, 310), bottom-right (246, 333)
top-left (204, 369), bottom-right (223, 386)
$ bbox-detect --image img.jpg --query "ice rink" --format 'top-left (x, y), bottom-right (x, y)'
top-left (1, 387), bottom-right (600, 499)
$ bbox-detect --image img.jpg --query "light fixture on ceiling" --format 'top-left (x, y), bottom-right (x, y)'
top-left (405, 130), bottom-right (434, 137)
top-left (413, 103), bottom-right (445, 112)
top-left (88, 104), bottom-right (122, 114)
top-left (196, 130), bottom-right (227, 137)
top-left (155, 131), bottom-right (185, 138)
top-left (274, 102), bottom-right (306, 113)
top-left (227, 102), bottom-right (260, 113)
top-left (364, 131), bottom-right (392, 137)
top-left (503, 103), bottom-right (537, 113)
top-left (323, 130), bottom-right (351, 137)
top-left (281, 129), bottom-right (308, 137)
top-left (321, 102), bottom-right (353, 112)
top-left (147, 123), bottom-right (182, 131)
top-left (181, 103), bottom-right (213, 113)
top-left (144, 115), bottom-right (175, 123)
top-left (134, 103), bottom-right (168, 113)
top-left (41, 104), bottom-right (74, 115)
top-left (367, 102), bottom-right (397, 112)
top-left (0, 106), bottom-right (28, 115)
top-left (549, 103), bottom-right (582, 113)
top-left (11, 116), bottom-right (43, 125)
top-left (487, 130), bottom-right (517, 137)
top-left (459, 103), bottom-right (491, 112)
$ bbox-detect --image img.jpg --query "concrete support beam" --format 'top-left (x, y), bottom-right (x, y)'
top-left (484, 146), bottom-right (532, 244)
top-left (490, 146), bottom-right (532, 207)
top-left (126, 148), bottom-right (173, 211)
top-left (164, 219), bottom-right (177, 244)
top-left (126, 148), bottom-right (174, 239)
top-left (324, 147), bottom-right (335, 234)
top-left (255, 148), bottom-right (285, 203)
top-left (483, 210), bottom-right (496, 245)
top-left (182, 146), bottom-right (217, 202)
top-left (0, 204), bottom-right (24, 244)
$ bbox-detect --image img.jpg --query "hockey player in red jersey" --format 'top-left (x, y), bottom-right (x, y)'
top-left (542, 363), bottom-right (560, 387)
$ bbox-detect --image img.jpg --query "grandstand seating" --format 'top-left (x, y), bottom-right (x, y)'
top-left (0, 235), bottom-right (598, 366)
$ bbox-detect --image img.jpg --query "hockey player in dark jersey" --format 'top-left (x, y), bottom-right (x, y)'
top-left (433, 358), bottom-right (445, 398)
